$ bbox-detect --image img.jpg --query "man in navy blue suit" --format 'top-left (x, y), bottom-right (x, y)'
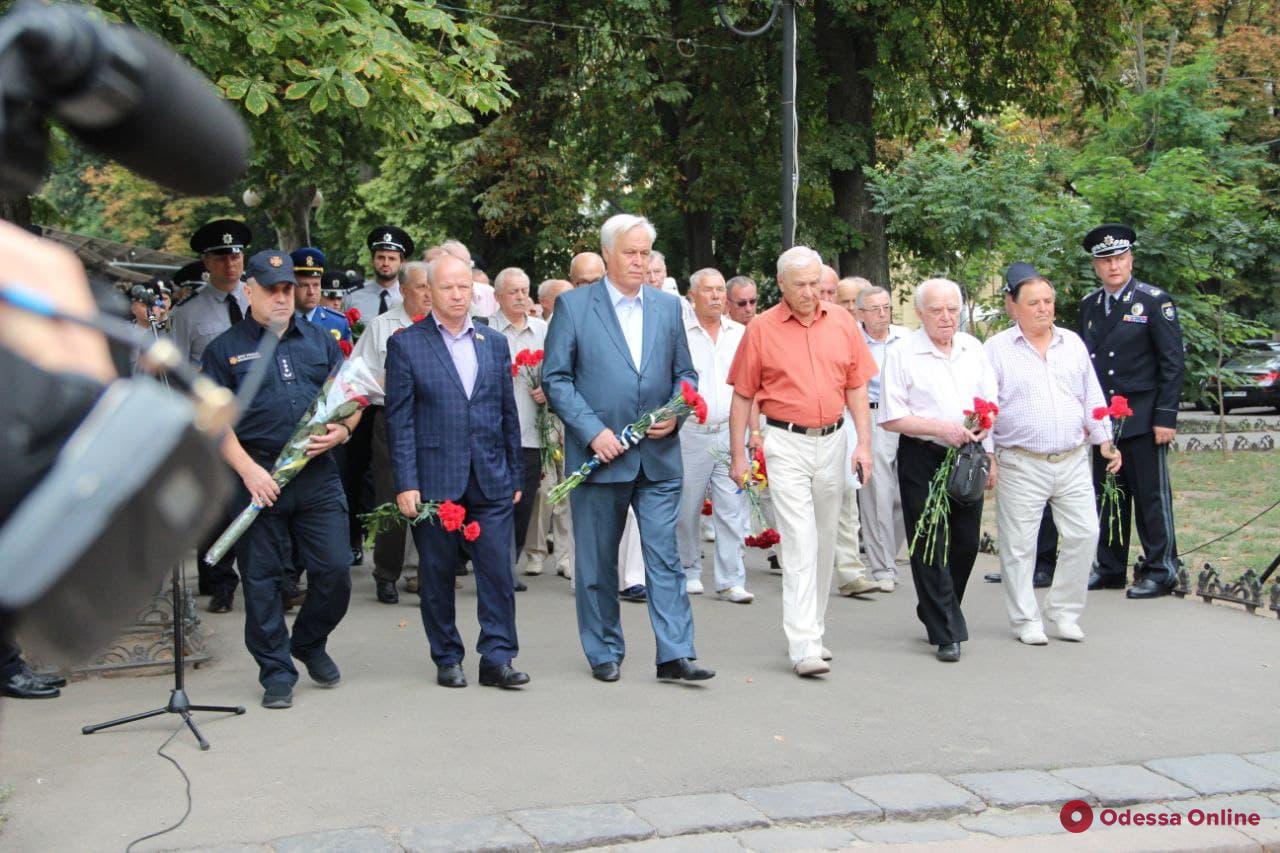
top-left (544, 214), bottom-right (715, 684)
top-left (385, 254), bottom-right (529, 689)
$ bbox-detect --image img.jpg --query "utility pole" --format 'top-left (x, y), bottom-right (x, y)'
top-left (716, 1), bottom-right (797, 250)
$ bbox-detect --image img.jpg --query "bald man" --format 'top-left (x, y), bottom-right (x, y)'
top-left (568, 252), bottom-right (606, 287)
top-left (837, 276), bottom-right (871, 314)
top-left (538, 279), bottom-right (573, 320)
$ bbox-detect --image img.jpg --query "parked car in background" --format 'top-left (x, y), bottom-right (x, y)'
top-left (1199, 350), bottom-right (1280, 412)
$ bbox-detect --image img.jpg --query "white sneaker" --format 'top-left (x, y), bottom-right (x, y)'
top-left (821, 646), bottom-right (833, 662)
top-left (701, 523), bottom-right (716, 542)
top-left (1050, 621), bottom-right (1085, 642)
top-left (839, 576), bottom-right (880, 596)
top-left (877, 577), bottom-right (896, 593)
top-left (686, 578), bottom-right (704, 595)
top-left (1017, 626), bottom-right (1049, 645)
top-left (794, 657), bottom-right (831, 677)
top-left (716, 586), bottom-right (754, 604)
top-left (522, 554), bottom-right (544, 576)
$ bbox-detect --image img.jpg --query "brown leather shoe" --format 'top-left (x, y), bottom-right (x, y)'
top-left (405, 575), bottom-right (420, 594)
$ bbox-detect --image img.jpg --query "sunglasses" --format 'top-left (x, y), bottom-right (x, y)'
top-left (733, 298), bottom-right (758, 308)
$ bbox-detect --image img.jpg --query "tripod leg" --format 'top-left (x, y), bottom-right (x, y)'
top-left (82, 706), bottom-right (168, 735)
top-left (180, 711), bottom-right (210, 751)
top-left (188, 703), bottom-right (247, 714)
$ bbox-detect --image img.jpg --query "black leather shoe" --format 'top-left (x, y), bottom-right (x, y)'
top-left (619, 585), bottom-right (647, 602)
top-left (591, 661), bottom-right (620, 682)
top-left (27, 667), bottom-right (67, 689)
top-left (936, 643), bottom-right (961, 662)
top-left (207, 591), bottom-right (233, 613)
top-left (1087, 571), bottom-right (1126, 590)
top-left (1032, 571), bottom-right (1053, 589)
top-left (1126, 577), bottom-right (1173, 599)
top-left (262, 684), bottom-right (292, 709)
top-left (350, 547), bottom-right (364, 566)
top-left (437, 664), bottom-right (467, 688)
top-left (375, 578), bottom-right (399, 604)
top-left (514, 581), bottom-right (528, 592)
top-left (983, 572), bottom-right (1002, 583)
top-left (295, 650), bottom-right (340, 687)
top-left (479, 664), bottom-right (530, 689)
top-left (2, 671), bottom-right (60, 699)
top-left (656, 658), bottom-right (715, 681)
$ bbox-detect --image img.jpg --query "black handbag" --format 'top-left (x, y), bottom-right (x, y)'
top-left (946, 441), bottom-right (990, 506)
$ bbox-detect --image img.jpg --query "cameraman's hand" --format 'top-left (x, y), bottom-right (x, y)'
top-left (0, 221), bottom-right (115, 382)
top-left (241, 463), bottom-right (281, 507)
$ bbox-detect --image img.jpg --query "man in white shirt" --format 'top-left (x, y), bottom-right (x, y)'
top-left (985, 264), bottom-right (1120, 645)
top-left (676, 269), bottom-right (752, 602)
top-left (855, 285), bottom-right (910, 592)
top-left (879, 278), bottom-right (997, 663)
top-left (349, 261), bottom-right (432, 604)
top-left (491, 267), bottom-right (550, 583)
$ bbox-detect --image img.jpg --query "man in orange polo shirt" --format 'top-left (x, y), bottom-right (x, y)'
top-left (727, 246), bottom-right (877, 678)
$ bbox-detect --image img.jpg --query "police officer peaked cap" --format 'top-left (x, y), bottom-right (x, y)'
top-left (1082, 224), bottom-right (1136, 258)
top-left (147, 274), bottom-right (172, 294)
top-left (245, 250), bottom-right (295, 286)
top-left (191, 219), bottom-right (252, 255)
top-left (367, 225), bottom-right (413, 257)
top-left (290, 247), bottom-right (326, 275)
top-left (173, 260), bottom-right (209, 287)
top-left (1003, 262), bottom-right (1043, 296)
top-left (321, 269), bottom-right (352, 297)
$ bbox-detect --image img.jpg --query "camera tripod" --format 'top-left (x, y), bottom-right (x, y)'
top-left (82, 320), bottom-right (243, 749)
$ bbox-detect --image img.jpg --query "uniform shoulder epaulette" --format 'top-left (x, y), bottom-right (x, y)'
top-left (1135, 282), bottom-right (1165, 299)
top-left (318, 305), bottom-right (347, 322)
top-left (1083, 287), bottom-right (1104, 302)
top-left (171, 284), bottom-right (205, 310)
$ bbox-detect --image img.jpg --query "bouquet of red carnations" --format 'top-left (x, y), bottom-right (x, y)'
top-left (548, 381), bottom-right (708, 504)
top-left (713, 446), bottom-right (780, 549)
top-left (909, 397), bottom-right (998, 566)
top-left (1092, 394), bottom-right (1132, 545)
top-left (512, 348), bottom-right (563, 473)
top-left (359, 498), bottom-right (480, 549)
top-left (203, 354), bottom-right (382, 565)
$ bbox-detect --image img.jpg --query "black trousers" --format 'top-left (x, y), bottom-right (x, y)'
top-left (512, 448), bottom-right (542, 563)
top-left (0, 636), bottom-right (23, 680)
top-left (898, 437), bottom-right (983, 645)
top-left (1036, 507), bottom-right (1058, 577)
top-left (233, 455), bottom-right (352, 688)
top-left (370, 408), bottom-right (409, 582)
top-left (341, 408), bottom-right (378, 553)
top-left (1093, 432), bottom-right (1178, 584)
top-left (412, 466), bottom-right (517, 668)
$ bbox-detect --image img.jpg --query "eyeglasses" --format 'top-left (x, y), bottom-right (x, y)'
top-left (859, 305), bottom-right (892, 314)
top-left (733, 298), bottom-right (757, 307)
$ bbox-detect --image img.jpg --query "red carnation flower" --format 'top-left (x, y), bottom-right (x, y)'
top-left (680, 380), bottom-right (699, 407)
top-left (352, 395), bottom-right (371, 409)
top-left (412, 314), bottom-right (426, 323)
top-left (701, 499), bottom-right (713, 516)
top-left (753, 447), bottom-right (768, 479)
top-left (1092, 406), bottom-right (1110, 421)
top-left (345, 308), bottom-right (361, 324)
top-left (338, 339), bottom-right (353, 356)
top-left (510, 363), bottom-right (519, 377)
top-left (1109, 395), bottom-right (1133, 419)
top-left (744, 535), bottom-right (759, 548)
top-left (462, 521), bottom-right (481, 542)
top-left (438, 500), bottom-right (467, 532)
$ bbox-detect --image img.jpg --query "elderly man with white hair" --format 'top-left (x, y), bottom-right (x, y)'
top-left (676, 268), bottom-right (752, 602)
top-left (879, 278), bottom-right (997, 663)
top-left (728, 246), bottom-right (876, 678)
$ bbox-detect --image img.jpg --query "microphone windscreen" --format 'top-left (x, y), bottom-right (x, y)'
top-left (66, 26), bottom-right (250, 196)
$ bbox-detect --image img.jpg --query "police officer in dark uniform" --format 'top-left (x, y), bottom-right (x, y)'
top-left (1079, 224), bottom-right (1185, 599)
top-left (201, 250), bottom-right (357, 709)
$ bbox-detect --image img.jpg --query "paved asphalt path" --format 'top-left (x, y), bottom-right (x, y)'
top-left (1, 545), bottom-right (1276, 850)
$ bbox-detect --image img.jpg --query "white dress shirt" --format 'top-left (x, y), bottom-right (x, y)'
top-left (347, 304), bottom-right (416, 406)
top-left (343, 279), bottom-right (402, 320)
top-left (605, 276), bottom-right (644, 368)
top-left (493, 310), bottom-right (549, 448)
top-left (879, 328), bottom-right (998, 452)
top-left (861, 323), bottom-right (910, 404)
top-left (684, 314), bottom-right (745, 428)
top-left (984, 324), bottom-right (1112, 455)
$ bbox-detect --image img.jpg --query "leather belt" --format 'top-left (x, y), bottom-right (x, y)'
top-left (765, 416), bottom-right (843, 437)
top-left (868, 401), bottom-right (879, 409)
top-left (1002, 445), bottom-right (1085, 464)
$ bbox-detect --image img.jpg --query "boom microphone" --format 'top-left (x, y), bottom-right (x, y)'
top-left (0, 0), bottom-right (250, 196)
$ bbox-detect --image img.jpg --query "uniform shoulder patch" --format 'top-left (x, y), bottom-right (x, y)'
top-left (1135, 282), bottom-right (1163, 297)
top-left (1161, 301), bottom-right (1176, 321)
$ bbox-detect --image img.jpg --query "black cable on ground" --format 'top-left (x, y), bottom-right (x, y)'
top-left (124, 723), bottom-right (193, 853)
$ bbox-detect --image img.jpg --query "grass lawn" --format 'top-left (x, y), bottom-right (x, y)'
top-left (980, 450), bottom-right (1279, 586)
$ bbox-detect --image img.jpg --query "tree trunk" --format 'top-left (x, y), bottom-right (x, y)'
top-left (815, 0), bottom-right (890, 287)
top-left (272, 183), bottom-right (315, 251)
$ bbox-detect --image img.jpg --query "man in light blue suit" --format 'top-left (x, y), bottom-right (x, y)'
top-left (544, 214), bottom-right (716, 684)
